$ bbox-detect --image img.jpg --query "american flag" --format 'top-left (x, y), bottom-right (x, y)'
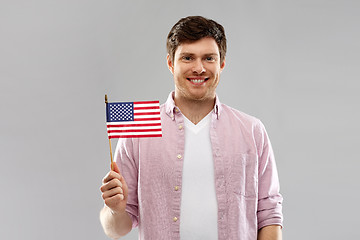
top-left (106, 101), bottom-right (162, 138)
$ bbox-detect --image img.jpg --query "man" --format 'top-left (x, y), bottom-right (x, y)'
top-left (100, 16), bottom-right (283, 240)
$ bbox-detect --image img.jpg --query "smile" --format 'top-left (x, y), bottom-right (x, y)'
top-left (187, 78), bottom-right (209, 84)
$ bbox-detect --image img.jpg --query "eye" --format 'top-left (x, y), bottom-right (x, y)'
top-left (182, 56), bottom-right (192, 61)
top-left (205, 56), bottom-right (215, 62)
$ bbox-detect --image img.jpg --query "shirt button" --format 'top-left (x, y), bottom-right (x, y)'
top-left (173, 217), bottom-right (178, 222)
top-left (175, 108), bottom-right (179, 113)
top-left (218, 179), bottom-right (224, 187)
top-left (178, 125), bottom-right (183, 130)
top-left (177, 154), bottom-right (182, 159)
top-left (174, 186), bottom-right (179, 191)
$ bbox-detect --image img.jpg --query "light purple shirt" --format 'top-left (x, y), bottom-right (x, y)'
top-left (115, 92), bottom-right (283, 240)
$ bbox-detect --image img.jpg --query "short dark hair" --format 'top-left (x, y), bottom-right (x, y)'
top-left (167, 16), bottom-right (227, 65)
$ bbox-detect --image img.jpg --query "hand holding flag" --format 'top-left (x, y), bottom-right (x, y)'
top-left (100, 162), bottom-right (129, 213)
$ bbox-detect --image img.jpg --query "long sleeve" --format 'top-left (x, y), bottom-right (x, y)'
top-left (115, 137), bottom-right (140, 228)
top-left (255, 121), bottom-right (283, 229)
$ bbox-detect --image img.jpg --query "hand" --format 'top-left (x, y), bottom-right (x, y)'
top-left (100, 162), bottom-right (129, 215)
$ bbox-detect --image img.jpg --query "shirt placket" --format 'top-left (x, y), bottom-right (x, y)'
top-left (210, 112), bottom-right (228, 240)
top-left (171, 108), bottom-right (184, 240)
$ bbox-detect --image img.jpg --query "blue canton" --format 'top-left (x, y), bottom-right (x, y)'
top-left (107, 102), bottom-right (134, 122)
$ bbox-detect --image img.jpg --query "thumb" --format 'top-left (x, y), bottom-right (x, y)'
top-left (111, 161), bottom-right (121, 174)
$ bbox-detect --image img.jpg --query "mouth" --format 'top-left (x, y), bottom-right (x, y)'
top-left (187, 77), bottom-right (209, 85)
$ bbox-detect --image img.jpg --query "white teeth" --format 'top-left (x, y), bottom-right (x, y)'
top-left (190, 79), bottom-right (205, 83)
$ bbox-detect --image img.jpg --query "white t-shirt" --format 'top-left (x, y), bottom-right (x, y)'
top-left (180, 113), bottom-right (218, 239)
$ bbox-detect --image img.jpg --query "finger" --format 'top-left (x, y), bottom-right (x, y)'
top-left (111, 162), bottom-right (121, 174)
top-left (102, 170), bottom-right (122, 184)
top-left (102, 187), bottom-right (124, 200)
top-left (104, 194), bottom-right (125, 207)
top-left (100, 178), bottom-right (123, 193)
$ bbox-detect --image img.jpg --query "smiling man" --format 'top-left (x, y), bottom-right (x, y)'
top-left (168, 37), bottom-right (225, 125)
top-left (100, 16), bottom-right (283, 240)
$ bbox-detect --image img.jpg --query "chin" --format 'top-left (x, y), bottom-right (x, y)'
top-left (188, 93), bottom-right (212, 102)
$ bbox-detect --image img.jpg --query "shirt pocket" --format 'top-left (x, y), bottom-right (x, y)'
top-left (228, 153), bottom-right (258, 198)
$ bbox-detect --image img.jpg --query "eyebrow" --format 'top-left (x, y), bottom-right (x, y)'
top-left (179, 52), bottom-right (219, 56)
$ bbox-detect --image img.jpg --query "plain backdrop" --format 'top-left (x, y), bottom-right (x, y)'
top-left (1, 0), bottom-right (359, 239)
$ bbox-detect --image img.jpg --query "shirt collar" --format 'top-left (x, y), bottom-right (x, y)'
top-left (164, 91), bottom-right (222, 120)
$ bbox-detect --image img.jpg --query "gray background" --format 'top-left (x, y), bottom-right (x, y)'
top-left (1, 0), bottom-right (359, 239)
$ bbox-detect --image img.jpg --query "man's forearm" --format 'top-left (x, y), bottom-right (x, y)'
top-left (258, 225), bottom-right (282, 240)
top-left (100, 206), bottom-right (132, 239)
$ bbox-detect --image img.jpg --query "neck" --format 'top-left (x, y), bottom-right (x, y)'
top-left (174, 93), bottom-right (215, 125)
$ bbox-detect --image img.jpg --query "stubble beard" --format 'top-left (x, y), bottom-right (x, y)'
top-left (175, 76), bottom-right (218, 104)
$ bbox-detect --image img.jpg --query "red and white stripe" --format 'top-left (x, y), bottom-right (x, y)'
top-left (107, 101), bottom-right (162, 138)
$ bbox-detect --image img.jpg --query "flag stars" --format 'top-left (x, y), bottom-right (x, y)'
top-left (108, 102), bottom-right (134, 122)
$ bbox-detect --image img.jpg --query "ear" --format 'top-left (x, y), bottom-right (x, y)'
top-left (220, 58), bottom-right (226, 73)
top-left (167, 54), bottom-right (174, 74)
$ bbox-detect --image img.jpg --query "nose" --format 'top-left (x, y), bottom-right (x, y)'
top-left (192, 59), bottom-right (206, 74)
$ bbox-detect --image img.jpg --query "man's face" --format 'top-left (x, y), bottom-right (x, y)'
top-left (167, 37), bottom-right (225, 102)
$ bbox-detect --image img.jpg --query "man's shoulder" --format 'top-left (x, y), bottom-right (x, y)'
top-left (220, 103), bottom-right (262, 126)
